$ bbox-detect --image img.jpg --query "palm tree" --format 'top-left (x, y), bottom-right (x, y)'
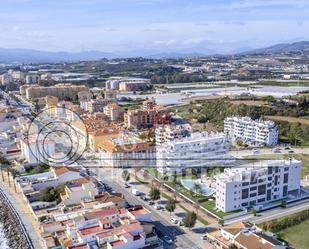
top-left (192, 183), bottom-right (202, 196)
top-left (121, 170), bottom-right (130, 183)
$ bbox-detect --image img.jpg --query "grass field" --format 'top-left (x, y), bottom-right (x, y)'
top-left (244, 153), bottom-right (309, 177)
top-left (278, 220), bottom-right (309, 249)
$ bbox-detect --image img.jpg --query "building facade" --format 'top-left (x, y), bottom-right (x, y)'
top-left (156, 132), bottom-right (230, 174)
top-left (215, 159), bottom-right (302, 212)
top-left (155, 124), bottom-right (192, 145)
top-left (23, 84), bottom-right (89, 100)
top-left (224, 116), bottom-right (278, 146)
top-left (124, 99), bottom-right (171, 129)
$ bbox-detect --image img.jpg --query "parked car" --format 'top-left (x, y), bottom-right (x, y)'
top-left (148, 201), bottom-right (155, 205)
top-left (124, 183), bottom-right (130, 188)
top-left (288, 150), bottom-right (294, 154)
top-left (163, 235), bottom-right (173, 244)
top-left (170, 217), bottom-right (179, 224)
top-left (272, 148), bottom-right (281, 153)
top-left (154, 204), bottom-right (162, 210)
top-left (200, 234), bottom-right (208, 240)
top-left (132, 189), bottom-right (142, 196)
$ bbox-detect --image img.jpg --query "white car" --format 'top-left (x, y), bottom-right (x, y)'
top-left (170, 217), bottom-right (179, 224)
top-left (154, 204), bottom-right (162, 210)
top-left (163, 235), bottom-right (173, 244)
top-left (200, 234), bottom-right (208, 240)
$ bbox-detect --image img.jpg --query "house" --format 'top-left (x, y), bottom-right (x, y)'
top-left (61, 178), bottom-right (99, 206)
top-left (207, 222), bottom-right (287, 249)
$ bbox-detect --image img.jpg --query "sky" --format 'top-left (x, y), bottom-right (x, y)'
top-left (0, 0), bottom-right (308, 54)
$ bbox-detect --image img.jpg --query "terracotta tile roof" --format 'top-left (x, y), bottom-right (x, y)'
top-left (79, 225), bottom-right (103, 236)
top-left (235, 232), bottom-right (274, 249)
top-left (95, 208), bottom-right (119, 218)
top-left (128, 206), bottom-right (150, 217)
top-left (223, 222), bottom-right (250, 236)
top-left (54, 166), bottom-right (80, 176)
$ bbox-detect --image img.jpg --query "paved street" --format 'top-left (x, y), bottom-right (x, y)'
top-left (230, 147), bottom-right (309, 158)
top-left (92, 167), bottom-right (215, 249)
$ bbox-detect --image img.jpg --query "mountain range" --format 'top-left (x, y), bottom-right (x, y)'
top-left (0, 41), bottom-right (308, 64)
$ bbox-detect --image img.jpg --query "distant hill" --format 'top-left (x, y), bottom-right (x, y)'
top-left (1, 41), bottom-right (309, 63)
top-left (242, 41), bottom-right (309, 55)
top-left (0, 48), bottom-right (116, 64)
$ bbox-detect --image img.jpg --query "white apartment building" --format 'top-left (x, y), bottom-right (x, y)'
top-left (224, 116), bottom-right (278, 146)
top-left (155, 124), bottom-right (192, 145)
top-left (215, 159), bottom-right (302, 212)
top-left (156, 132), bottom-right (230, 174)
top-left (20, 136), bottom-right (55, 164)
top-left (0, 73), bottom-right (13, 85)
top-left (99, 135), bottom-right (156, 168)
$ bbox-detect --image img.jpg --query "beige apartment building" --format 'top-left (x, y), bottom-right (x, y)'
top-left (124, 99), bottom-right (171, 129)
top-left (22, 83), bottom-right (89, 100)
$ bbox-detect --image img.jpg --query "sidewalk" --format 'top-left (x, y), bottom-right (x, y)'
top-left (0, 174), bottom-right (46, 249)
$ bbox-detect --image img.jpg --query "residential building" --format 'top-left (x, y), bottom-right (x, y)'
top-left (70, 113), bottom-right (122, 151)
top-left (80, 98), bottom-right (116, 113)
top-left (214, 159), bottom-right (302, 212)
top-left (224, 116), bottom-right (278, 146)
top-left (12, 71), bottom-right (25, 82)
top-left (0, 73), bottom-right (13, 85)
top-left (124, 99), bottom-right (171, 129)
top-left (207, 222), bottom-right (287, 249)
top-left (106, 77), bottom-right (151, 91)
top-left (104, 103), bottom-right (125, 122)
top-left (157, 132), bottom-right (230, 174)
top-left (20, 136), bottom-right (55, 164)
top-left (155, 123), bottom-right (192, 145)
top-left (16, 166), bottom-right (83, 192)
top-left (60, 178), bottom-right (99, 206)
top-left (99, 134), bottom-right (155, 168)
top-left (23, 83), bottom-right (89, 101)
top-left (26, 74), bottom-right (39, 84)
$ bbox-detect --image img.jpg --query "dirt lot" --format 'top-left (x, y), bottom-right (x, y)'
top-left (230, 100), bottom-right (268, 106)
top-left (266, 115), bottom-right (309, 125)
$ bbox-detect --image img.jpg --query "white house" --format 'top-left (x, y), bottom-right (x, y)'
top-left (214, 159), bottom-right (302, 212)
top-left (156, 131), bottom-right (230, 174)
top-left (20, 136), bottom-right (55, 164)
top-left (224, 116), bottom-right (278, 146)
top-left (60, 179), bottom-right (99, 206)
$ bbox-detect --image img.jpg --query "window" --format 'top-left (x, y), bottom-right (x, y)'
top-left (250, 186), bottom-right (257, 191)
top-left (250, 193), bottom-right (256, 198)
top-left (283, 185), bottom-right (288, 197)
top-left (242, 188), bottom-right (249, 199)
top-left (267, 189), bottom-right (271, 201)
top-left (258, 184), bottom-right (266, 195)
top-left (258, 198), bottom-right (265, 203)
top-left (284, 173), bottom-right (289, 184)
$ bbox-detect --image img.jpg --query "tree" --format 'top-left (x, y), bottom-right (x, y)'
top-left (192, 183), bottom-right (202, 196)
top-left (252, 208), bottom-right (257, 216)
top-left (182, 211), bottom-right (197, 229)
top-left (218, 219), bottom-right (224, 226)
top-left (121, 170), bottom-right (130, 182)
top-left (281, 199), bottom-right (287, 208)
top-left (228, 244), bottom-right (238, 249)
top-left (149, 187), bottom-right (160, 200)
top-left (34, 99), bottom-right (40, 113)
top-left (165, 198), bottom-right (176, 215)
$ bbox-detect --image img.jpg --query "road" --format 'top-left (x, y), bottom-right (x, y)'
top-left (230, 147), bottom-right (309, 158)
top-left (92, 167), bottom-right (214, 249)
top-left (225, 199), bottom-right (309, 225)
